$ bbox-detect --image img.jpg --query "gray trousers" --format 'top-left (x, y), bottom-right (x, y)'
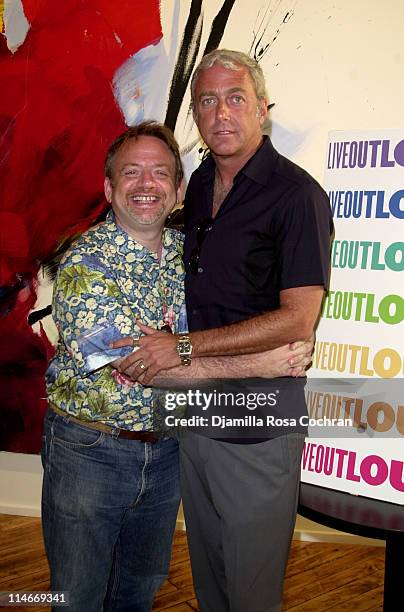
top-left (179, 433), bottom-right (305, 612)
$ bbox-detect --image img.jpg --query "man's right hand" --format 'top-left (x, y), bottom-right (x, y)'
top-left (252, 336), bottom-right (314, 378)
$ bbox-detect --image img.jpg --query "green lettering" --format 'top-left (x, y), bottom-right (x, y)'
top-left (354, 293), bottom-right (366, 321)
top-left (385, 242), bottom-right (404, 272)
top-left (364, 294), bottom-right (379, 323)
top-left (331, 240), bottom-right (340, 267)
top-left (370, 242), bottom-right (384, 270)
top-left (379, 294), bottom-right (404, 324)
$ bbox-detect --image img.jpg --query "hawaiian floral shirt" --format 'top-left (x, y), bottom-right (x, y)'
top-left (46, 211), bottom-right (186, 431)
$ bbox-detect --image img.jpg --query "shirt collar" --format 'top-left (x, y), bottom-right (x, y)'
top-left (241, 136), bottom-right (279, 186)
top-left (105, 209), bottom-right (182, 264)
top-left (162, 227), bottom-right (184, 264)
top-left (198, 136), bottom-right (279, 187)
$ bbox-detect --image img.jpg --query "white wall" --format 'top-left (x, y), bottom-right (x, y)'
top-left (0, 452), bottom-right (43, 517)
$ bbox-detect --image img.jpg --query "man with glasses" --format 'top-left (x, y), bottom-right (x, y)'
top-left (117, 50), bottom-right (333, 612)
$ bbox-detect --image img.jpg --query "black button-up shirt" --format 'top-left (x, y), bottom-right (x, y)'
top-left (184, 137), bottom-right (333, 332)
top-left (183, 137), bottom-right (333, 438)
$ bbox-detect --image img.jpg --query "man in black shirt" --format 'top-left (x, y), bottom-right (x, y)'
top-left (120, 50), bottom-right (333, 612)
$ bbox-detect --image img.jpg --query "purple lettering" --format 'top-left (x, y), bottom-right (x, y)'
top-left (348, 141), bottom-right (357, 167)
top-left (369, 140), bottom-right (381, 167)
top-left (357, 141), bottom-right (368, 168)
top-left (381, 140), bottom-right (395, 167)
top-left (327, 142), bottom-right (332, 168)
top-left (342, 141), bottom-right (349, 168)
top-left (393, 139), bottom-right (404, 167)
top-left (335, 142), bottom-right (345, 167)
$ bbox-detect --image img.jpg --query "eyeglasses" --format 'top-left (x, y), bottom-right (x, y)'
top-left (189, 218), bottom-right (213, 274)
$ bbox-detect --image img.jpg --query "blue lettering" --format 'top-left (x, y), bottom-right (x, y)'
top-left (344, 191), bottom-right (352, 217)
top-left (389, 190), bottom-right (404, 219)
top-left (375, 191), bottom-right (389, 218)
top-left (329, 189), bottom-right (404, 218)
top-left (329, 191), bottom-right (339, 216)
top-left (364, 191), bottom-right (377, 217)
top-left (337, 191), bottom-right (344, 217)
top-left (352, 191), bottom-right (362, 218)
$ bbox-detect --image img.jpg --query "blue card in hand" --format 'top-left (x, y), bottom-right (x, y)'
top-left (77, 324), bottom-right (136, 373)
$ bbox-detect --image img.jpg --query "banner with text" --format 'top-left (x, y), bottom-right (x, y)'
top-left (303, 129), bottom-right (404, 504)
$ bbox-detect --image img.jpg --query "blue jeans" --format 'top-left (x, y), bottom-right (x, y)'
top-left (41, 408), bottom-right (180, 612)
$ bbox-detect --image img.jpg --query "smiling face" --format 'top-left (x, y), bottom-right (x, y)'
top-left (104, 135), bottom-right (180, 238)
top-left (193, 63), bottom-right (267, 164)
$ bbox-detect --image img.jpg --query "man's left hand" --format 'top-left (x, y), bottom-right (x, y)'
top-left (112, 322), bottom-right (181, 384)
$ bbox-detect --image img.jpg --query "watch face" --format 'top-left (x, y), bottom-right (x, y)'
top-left (177, 336), bottom-right (192, 357)
top-left (179, 340), bottom-right (191, 355)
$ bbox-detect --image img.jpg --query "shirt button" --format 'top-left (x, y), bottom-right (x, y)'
top-left (198, 267), bottom-right (203, 273)
top-left (192, 309), bottom-right (199, 315)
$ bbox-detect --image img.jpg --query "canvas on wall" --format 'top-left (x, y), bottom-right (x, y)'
top-left (0, 0), bottom-right (299, 453)
top-left (0, 0), bottom-right (403, 464)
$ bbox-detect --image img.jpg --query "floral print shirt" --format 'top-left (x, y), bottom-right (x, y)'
top-left (46, 210), bottom-right (186, 431)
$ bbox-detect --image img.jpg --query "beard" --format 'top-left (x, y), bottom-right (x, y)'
top-left (126, 192), bottom-right (167, 226)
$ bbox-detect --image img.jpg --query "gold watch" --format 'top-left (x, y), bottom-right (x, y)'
top-left (176, 334), bottom-right (193, 366)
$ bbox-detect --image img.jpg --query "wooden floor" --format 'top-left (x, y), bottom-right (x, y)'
top-left (0, 515), bottom-right (385, 611)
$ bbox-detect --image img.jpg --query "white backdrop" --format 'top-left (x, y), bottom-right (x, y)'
top-left (301, 127), bottom-right (403, 504)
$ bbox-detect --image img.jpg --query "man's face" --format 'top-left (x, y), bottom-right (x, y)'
top-left (104, 135), bottom-right (180, 236)
top-left (193, 63), bottom-right (267, 161)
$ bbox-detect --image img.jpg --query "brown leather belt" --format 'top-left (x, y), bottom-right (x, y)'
top-left (50, 404), bottom-right (161, 443)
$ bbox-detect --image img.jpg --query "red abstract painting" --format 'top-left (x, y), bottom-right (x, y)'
top-left (0, 0), bottom-right (238, 453)
top-left (0, 0), bottom-right (162, 452)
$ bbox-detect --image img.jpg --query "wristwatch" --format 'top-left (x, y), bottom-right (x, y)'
top-left (176, 334), bottom-right (193, 366)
